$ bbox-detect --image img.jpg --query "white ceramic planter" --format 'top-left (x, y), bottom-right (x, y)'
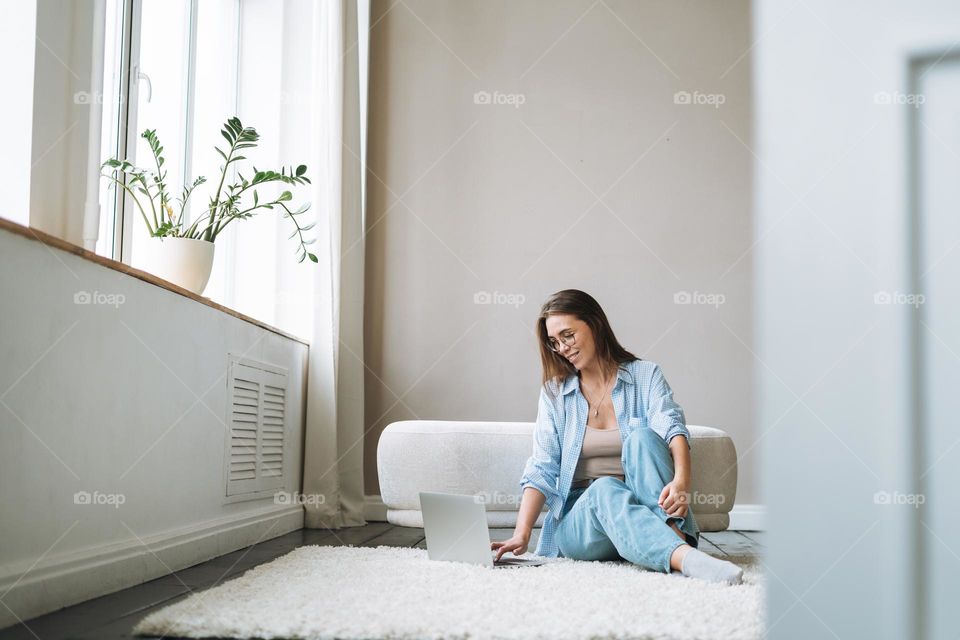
top-left (136, 236), bottom-right (215, 295)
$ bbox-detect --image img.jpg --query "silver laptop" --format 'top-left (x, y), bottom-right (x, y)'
top-left (419, 491), bottom-right (547, 568)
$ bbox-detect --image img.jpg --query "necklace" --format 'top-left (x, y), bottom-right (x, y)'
top-left (582, 371), bottom-right (616, 418)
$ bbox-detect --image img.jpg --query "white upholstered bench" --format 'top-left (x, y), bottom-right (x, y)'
top-left (377, 420), bottom-right (737, 531)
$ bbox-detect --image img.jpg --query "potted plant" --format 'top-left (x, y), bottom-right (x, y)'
top-left (101, 116), bottom-right (316, 295)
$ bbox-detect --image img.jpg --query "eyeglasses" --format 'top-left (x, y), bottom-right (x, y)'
top-left (546, 330), bottom-right (577, 353)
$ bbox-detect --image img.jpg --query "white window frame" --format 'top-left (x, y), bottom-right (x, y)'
top-left (107, 0), bottom-right (242, 266)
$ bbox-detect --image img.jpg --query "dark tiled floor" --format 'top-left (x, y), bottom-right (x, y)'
top-left (0, 525), bottom-right (764, 640)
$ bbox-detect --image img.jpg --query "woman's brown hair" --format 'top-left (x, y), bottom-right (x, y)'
top-left (536, 289), bottom-right (639, 391)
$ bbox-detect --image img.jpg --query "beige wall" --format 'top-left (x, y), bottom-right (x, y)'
top-left (364, 0), bottom-right (757, 504)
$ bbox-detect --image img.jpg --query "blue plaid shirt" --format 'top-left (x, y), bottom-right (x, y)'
top-left (519, 359), bottom-right (690, 558)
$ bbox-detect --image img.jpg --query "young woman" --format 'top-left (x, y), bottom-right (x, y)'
top-left (491, 289), bottom-right (743, 585)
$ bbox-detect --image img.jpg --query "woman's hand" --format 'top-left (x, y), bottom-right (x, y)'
top-left (491, 531), bottom-right (530, 562)
top-left (658, 478), bottom-right (690, 518)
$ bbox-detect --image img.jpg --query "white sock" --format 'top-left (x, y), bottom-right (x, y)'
top-left (680, 548), bottom-right (744, 585)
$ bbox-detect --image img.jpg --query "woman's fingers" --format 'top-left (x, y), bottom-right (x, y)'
top-left (663, 494), bottom-right (690, 517)
top-left (493, 532), bottom-right (531, 562)
top-left (492, 540), bottom-right (515, 554)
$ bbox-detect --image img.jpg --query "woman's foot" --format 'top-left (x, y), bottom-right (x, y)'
top-left (670, 546), bottom-right (743, 585)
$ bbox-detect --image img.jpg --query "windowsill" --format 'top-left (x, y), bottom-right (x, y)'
top-left (0, 217), bottom-right (309, 347)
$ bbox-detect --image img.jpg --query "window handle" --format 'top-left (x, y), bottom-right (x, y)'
top-left (136, 67), bottom-right (153, 103)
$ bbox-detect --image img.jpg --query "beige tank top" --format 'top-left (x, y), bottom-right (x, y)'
top-left (573, 425), bottom-right (625, 483)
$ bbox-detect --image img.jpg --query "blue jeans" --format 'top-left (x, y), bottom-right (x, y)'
top-left (555, 427), bottom-right (700, 573)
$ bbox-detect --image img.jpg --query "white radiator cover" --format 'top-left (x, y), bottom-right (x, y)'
top-left (224, 355), bottom-right (289, 501)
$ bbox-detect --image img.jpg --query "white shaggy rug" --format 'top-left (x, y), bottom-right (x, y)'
top-left (133, 545), bottom-right (765, 640)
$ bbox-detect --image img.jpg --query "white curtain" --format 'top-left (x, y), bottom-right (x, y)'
top-left (301, 0), bottom-right (368, 529)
